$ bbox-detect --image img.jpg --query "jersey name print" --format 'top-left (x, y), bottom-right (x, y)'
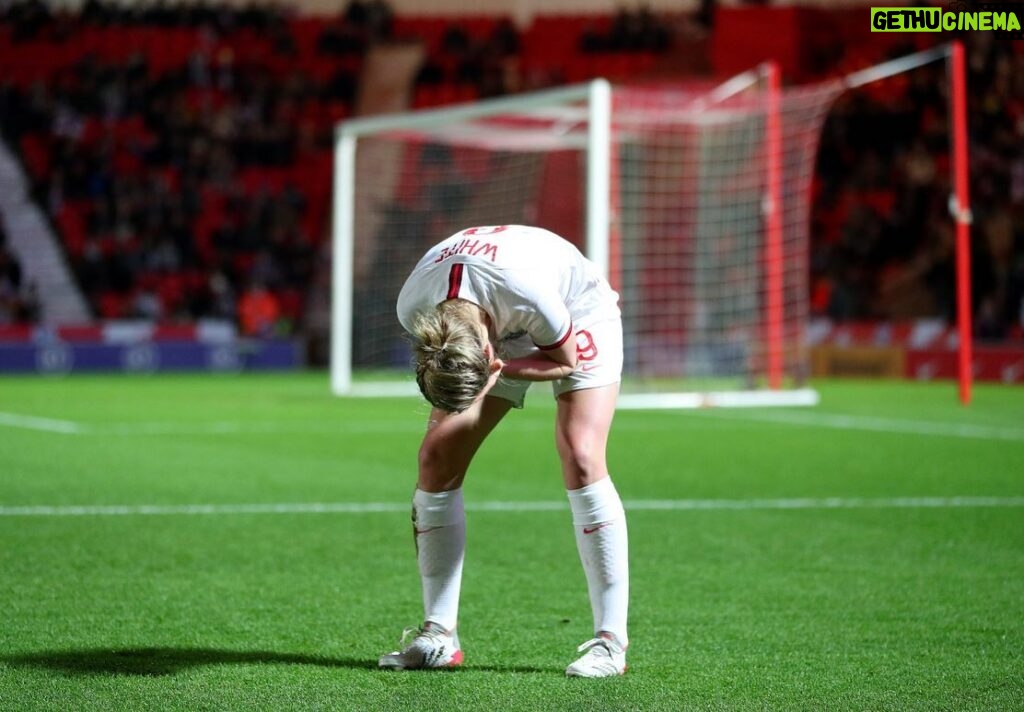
top-left (433, 237), bottom-right (500, 264)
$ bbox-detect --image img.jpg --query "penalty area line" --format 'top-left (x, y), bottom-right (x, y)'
top-left (1, 497), bottom-right (1023, 517)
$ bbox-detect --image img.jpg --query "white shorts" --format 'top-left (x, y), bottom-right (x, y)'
top-left (488, 316), bottom-right (623, 408)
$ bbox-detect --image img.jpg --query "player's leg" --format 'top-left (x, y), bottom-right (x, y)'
top-left (417, 393), bottom-right (514, 493)
top-left (379, 394), bottom-right (513, 670)
top-left (555, 382), bottom-right (618, 490)
top-left (415, 394), bottom-right (512, 631)
top-left (557, 385), bottom-right (630, 676)
top-left (554, 322), bottom-right (629, 677)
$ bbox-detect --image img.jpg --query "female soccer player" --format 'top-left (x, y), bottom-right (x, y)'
top-left (378, 225), bottom-right (629, 678)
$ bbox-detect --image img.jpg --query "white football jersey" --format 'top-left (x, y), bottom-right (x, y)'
top-left (396, 225), bottom-right (619, 352)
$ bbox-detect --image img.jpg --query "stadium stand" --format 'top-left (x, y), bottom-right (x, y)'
top-left (0, 0), bottom-right (1020, 352)
top-left (810, 33), bottom-right (1024, 345)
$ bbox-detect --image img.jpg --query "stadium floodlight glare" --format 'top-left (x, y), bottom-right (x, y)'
top-left (331, 51), bottom-right (969, 407)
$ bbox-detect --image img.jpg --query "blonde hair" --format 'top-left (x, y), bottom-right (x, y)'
top-left (410, 299), bottom-right (491, 414)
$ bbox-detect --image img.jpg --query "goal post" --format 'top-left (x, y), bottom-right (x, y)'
top-left (329, 73), bottom-right (839, 406)
top-left (330, 80), bottom-right (612, 396)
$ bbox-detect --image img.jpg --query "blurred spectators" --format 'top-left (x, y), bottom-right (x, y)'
top-left (413, 17), bottom-right (522, 99)
top-left (0, 0), bottom-right (333, 334)
top-left (811, 34), bottom-right (1024, 340)
top-left (0, 1), bottom-right (1020, 343)
top-left (237, 279), bottom-right (281, 337)
top-left (581, 6), bottom-right (671, 53)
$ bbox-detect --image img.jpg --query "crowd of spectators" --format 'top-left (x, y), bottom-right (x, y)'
top-left (317, 0), bottom-right (393, 54)
top-left (0, 0), bottom-right (1020, 342)
top-left (0, 0), bottom-right (567, 335)
top-left (0, 0), bottom-right (333, 334)
top-left (580, 6), bottom-right (672, 54)
top-left (811, 33), bottom-right (1024, 341)
top-left (413, 18), bottom-right (522, 99)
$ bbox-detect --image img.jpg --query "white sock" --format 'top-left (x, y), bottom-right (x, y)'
top-left (413, 487), bottom-right (465, 633)
top-left (567, 477), bottom-right (629, 646)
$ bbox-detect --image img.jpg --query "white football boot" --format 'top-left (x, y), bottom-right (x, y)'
top-left (565, 633), bottom-right (627, 677)
top-left (378, 622), bottom-right (463, 670)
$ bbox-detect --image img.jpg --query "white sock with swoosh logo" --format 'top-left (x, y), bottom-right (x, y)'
top-left (413, 487), bottom-right (465, 633)
top-left (567, 477), bottom-right (629, 646)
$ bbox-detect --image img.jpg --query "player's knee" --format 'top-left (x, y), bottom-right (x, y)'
top-left (417, 437), bottom-right (466, 490)
top-left (557, 431), bottom-right (606, 482)
top-left (418, 437), bottom-right (446, 475)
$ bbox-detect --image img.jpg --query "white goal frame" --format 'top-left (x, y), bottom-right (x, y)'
top-left (330, 77), bottom-right (820, 408)
top-left (331, 80), bottom-right (611, 396)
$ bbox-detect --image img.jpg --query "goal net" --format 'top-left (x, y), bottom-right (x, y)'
top-left (331, 74), bottom-right (839, 406)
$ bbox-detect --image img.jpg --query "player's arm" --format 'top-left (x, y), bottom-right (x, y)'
top-left (493, 274), bottom-right (577, 382)
top-left (500, 325), bottom-right (577, 382)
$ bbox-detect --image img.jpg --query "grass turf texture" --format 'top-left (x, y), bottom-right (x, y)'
top-left (0, 374), bottom-right (1021, 711)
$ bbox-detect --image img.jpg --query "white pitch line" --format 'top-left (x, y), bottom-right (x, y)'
top-left (86, 422), bottom-right (428, 435)
top-left (0, 411), bottom-right (82, 434)
top-left (88, 418), bottom-right (715, 436)
top-left (0, 497), bottom-right (1022, 517)
top-left (2, 408), bottom-right (1023, 442)
top-left (706, 410), bottom-right (1024, 443)
top-left (0, 417), bottom-right (427, 436)
top-left (624, 496), bottom-right (1024, 510)
top-left (0, 417), bottom-right (662, 436)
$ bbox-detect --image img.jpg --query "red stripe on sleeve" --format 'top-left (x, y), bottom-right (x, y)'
top-left (535, 322), bottom-right (573, 351)
top-left (447, 264), bottom-right (464, 300)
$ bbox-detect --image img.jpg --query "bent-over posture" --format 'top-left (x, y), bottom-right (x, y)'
top-left (378, 225), bottom-right (629, 678)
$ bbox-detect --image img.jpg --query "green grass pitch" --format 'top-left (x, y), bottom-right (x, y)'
top-left (0, 374), bottom-right (1022, 711)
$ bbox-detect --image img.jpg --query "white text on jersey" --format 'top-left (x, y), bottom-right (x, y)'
top-left (432, 239), bottom-right (499, 264)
